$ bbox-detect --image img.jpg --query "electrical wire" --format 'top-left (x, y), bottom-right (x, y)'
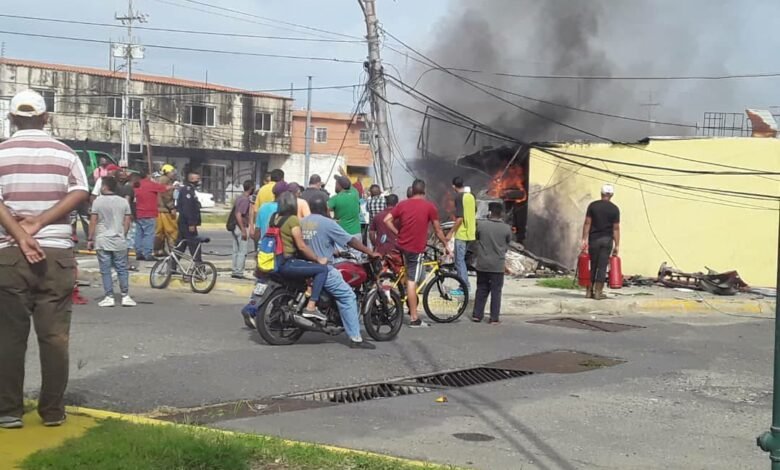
top-left (0, 30), bottom-right (363, 63)
top-left (0, 14), bottom-right (365, 44)
top-left (178, 0), bottom-right (363, 41)
top-left (380, 27), bottom-right (780, 178)
top-left (324, 83), bottom-right (371, 183)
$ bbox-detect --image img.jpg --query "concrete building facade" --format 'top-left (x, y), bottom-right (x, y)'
top-left (0, 58), bottom-right (293, 203)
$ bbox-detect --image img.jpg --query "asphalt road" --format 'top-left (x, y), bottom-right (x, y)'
top-left (20, 284), bottom-right (774, 469)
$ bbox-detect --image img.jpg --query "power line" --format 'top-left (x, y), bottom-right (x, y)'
top-left (177, 0), bottom-right (363, 41)
top-left (0, 30), bottom-right (363, 63)
top-left (380, 45), bottom-right (780, 81)
top-left (379, 34), bottom-right (780, 178)
top-left (0, 81), bottom-right (361, 99)
top-left (0, 14), bottom-right (365, 44)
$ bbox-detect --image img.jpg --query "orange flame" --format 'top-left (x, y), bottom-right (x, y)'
top-left (488, 165), bottom-right (527, 203)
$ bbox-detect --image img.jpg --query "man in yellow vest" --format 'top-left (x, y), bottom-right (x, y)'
top-left (154, 164), bottom-right (178, 256)
top-left (448, 176), bottom-right (476, 295)
top-left (254, 169), bottom-right (284, 214)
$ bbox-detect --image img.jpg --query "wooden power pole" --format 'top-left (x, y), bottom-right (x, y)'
top-left (358, 0), bottom-right (393, 190)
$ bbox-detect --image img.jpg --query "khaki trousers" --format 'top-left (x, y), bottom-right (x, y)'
top-left (0, 247), bottom-right (75, 421)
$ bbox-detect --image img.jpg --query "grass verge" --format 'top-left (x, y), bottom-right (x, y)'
top-left (536, 277), bottom-right (580, 290)
top-left (21, 418), bottom-right (449, 470)
top-left (201, 212), bottom-right (229, 225)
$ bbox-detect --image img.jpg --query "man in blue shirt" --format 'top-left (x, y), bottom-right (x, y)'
top-left (254, 182), bottom-right (288, 238)
top-left (301, 194), bottom-right (379, 349)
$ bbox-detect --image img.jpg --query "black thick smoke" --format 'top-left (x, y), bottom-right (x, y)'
top-left (402, 0), bottom-right (780, 264)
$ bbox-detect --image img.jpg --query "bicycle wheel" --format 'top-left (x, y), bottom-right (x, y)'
top-left (422, 272), bottom-right (469, 323)
top-left (190, 261), bottom-right (217, 294)
top-left (150, 257), bottom-right (173, 289)
top-left (363, 288), bottom-right (403, 341)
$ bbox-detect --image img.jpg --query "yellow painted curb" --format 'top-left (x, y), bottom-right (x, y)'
top-left (0, 412), bottom-right (99, 470)
top-left (635, 298), bottom-right (772, 315)
top-left (126, 273), bottom-right (254, 297)
top-left (67, 406), bottom-right (449, 469)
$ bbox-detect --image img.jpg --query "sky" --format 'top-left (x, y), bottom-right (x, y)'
top-left (2, 0), bottom-right (779, 189)
top-left (0, 0), bottom-right (449, 112)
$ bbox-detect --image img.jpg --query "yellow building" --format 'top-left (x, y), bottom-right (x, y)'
top-left (527, 137), bottom-right (780, 287)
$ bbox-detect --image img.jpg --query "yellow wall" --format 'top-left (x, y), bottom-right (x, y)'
top-left (528, 138), bottom-right (780, 286)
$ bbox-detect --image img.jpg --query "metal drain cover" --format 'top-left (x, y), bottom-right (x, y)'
top-left (528, 317), bottom-right (642, 332)
top-left (453, 432), bottom-right (496, 442)
top-left (484, 350), bottom-right (624, 374)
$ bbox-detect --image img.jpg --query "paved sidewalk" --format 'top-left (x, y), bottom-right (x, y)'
top-left (75, 255), bottom-right (775, 315)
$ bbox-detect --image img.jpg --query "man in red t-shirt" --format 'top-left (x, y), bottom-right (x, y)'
top-left (384, 179), bottom-right (449, 328)
top-left (133, 169), bottom-right (169, 261)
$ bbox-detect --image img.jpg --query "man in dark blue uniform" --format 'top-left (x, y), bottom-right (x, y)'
top-left (176, 171), bottom-right (203, 262)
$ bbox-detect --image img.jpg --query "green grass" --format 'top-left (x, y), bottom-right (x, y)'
top-left (201, 213), bottom-right (229, 225)
top-left (536, 277), bottom-right (580, 290)
top-left (22, 419), bottom-right (448, 470)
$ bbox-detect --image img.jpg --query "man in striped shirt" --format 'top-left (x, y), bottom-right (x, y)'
top-left (0, 90), bottom-right (89, 429)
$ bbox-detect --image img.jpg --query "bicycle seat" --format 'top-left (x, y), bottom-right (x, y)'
top-left (198, 237), bottom-right (211, 244)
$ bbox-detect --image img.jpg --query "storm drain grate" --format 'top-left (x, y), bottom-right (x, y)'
top-left (285, 367), bottom-right (533, 404)
top-left (528, 317), bottom-right (643, 333)
top-left (288, 382), bottom-right (435, 404)
top-left (414, 367), bottom-right (532, 387)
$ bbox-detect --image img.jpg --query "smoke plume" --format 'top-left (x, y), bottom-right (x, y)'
top-left (403, 0), bottom-right (780, 263)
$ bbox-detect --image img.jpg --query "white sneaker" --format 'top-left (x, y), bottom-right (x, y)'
top-left (98, 296), bottom-right (115, 307)
top-left (121, 295), bottom-right (137, 307)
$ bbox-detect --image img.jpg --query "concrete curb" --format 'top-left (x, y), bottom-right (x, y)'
top-left (76, 267), bottom-right (775, 315)
top-left (78, 268), bottom-right (256, 297)
top-left (67, 406), bottom-right (451, 469)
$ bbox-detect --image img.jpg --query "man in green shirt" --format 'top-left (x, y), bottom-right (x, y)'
top-left (328, 176), bottom-right (361, 235)
top-left (448, 176), bottom-right (476, 294)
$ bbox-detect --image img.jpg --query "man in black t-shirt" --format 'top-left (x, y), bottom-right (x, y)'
top-left (580, 184), bottom-right (621, 300)
top-left (301, 174), bottom-right (330, 207)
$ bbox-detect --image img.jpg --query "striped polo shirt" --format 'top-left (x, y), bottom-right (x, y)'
top-left (0, 129), bottom-right (88, 249)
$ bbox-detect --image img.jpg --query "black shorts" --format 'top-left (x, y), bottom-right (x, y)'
top-left (402, 251), bottom-right (425, 284)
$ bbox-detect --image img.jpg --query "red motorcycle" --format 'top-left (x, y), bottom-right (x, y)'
top-left (254, 254), bottom-right (403, 346)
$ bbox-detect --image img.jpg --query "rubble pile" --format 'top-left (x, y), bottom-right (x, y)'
top-left (505, 242), bottom-right (571, 278)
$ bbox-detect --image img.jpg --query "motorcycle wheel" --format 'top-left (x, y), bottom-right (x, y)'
top-left (256, 290), bottom-right (304, 345)
top-left (422, 272), bottom-right (469, 323)
top-left (363, 288), bottom-right (403, 341)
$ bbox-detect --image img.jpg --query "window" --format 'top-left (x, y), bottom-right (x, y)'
top-left (359, 128), bottom-right (370, 145)
top-left (186, 105), bottom-right (215, 126)
top-left (254, 112), bottom-right (273, 132)
top-left (33, 89), bottom-right (55, 113)
top-left (315, 127), bottom-right (328, 143)
top-left (107, 97), bottom-right (143, 119)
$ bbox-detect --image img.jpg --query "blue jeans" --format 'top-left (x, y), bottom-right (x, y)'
top-left (126, 222), bottom-right (137, 251)
top-left (454, 239), bottom-right (470, 292)
top-left (135, 218), bottom-right (156, 258)
top-left (325, 267), bottom-right (361, 340)
top-left (231, 227), bottom-right (249, 276)
top-left (278, 258), bottom-right (328, 302)
top-left (97, 249), bottom-right (129, 296)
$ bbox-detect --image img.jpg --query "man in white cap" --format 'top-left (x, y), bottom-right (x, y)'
top-left (0, 90), bottom-right (89, 429)
top-left (580, 184), bottom-right (621, 300)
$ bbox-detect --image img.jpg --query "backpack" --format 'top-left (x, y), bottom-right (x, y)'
top-left (257, 214), bottom-right (290, 273)
top-left (226, 202), bottom-right (238, 232)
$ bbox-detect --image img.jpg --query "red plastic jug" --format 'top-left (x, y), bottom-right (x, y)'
top-left (577, 251), bottom-right (590, 287)
top-left (608, 255), bottom-right (623, 289)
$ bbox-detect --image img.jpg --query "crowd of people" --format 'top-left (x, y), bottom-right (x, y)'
top-left (246, 170), bottom-right (514, 335)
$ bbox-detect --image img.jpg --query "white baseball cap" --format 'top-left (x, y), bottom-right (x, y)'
top-left (601, 184), bottom-right (615, 195)
top-left (10, 89), bottom-right (47, 117)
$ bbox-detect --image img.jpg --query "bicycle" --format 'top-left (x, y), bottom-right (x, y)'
top-left (381, 245), bottom-right (469, 323)
top-left (149, 237), bottom-right (218, 294)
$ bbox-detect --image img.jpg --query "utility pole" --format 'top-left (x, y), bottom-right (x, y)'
top-left (358, 0), bottom-right (393, 190)
top-left (304, 76), bottom-right (313, 185)
top-left (115, 0), bottom-right (147, 168)
top-left (640, 90), bottom-right (660, 135)
top-left (758, 209), bottom-right (780, 469)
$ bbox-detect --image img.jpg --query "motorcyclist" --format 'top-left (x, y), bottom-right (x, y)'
top-left (300, 194), bottom-right (380, 350)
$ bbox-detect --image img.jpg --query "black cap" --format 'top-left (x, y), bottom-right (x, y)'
top-left (335, 176), bottom-right (351, 190)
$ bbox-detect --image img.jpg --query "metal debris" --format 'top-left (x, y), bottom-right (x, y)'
top-left (505, 242), bottom-right (571, 277)
top-left (658, 263), bottom-right (749, 296)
